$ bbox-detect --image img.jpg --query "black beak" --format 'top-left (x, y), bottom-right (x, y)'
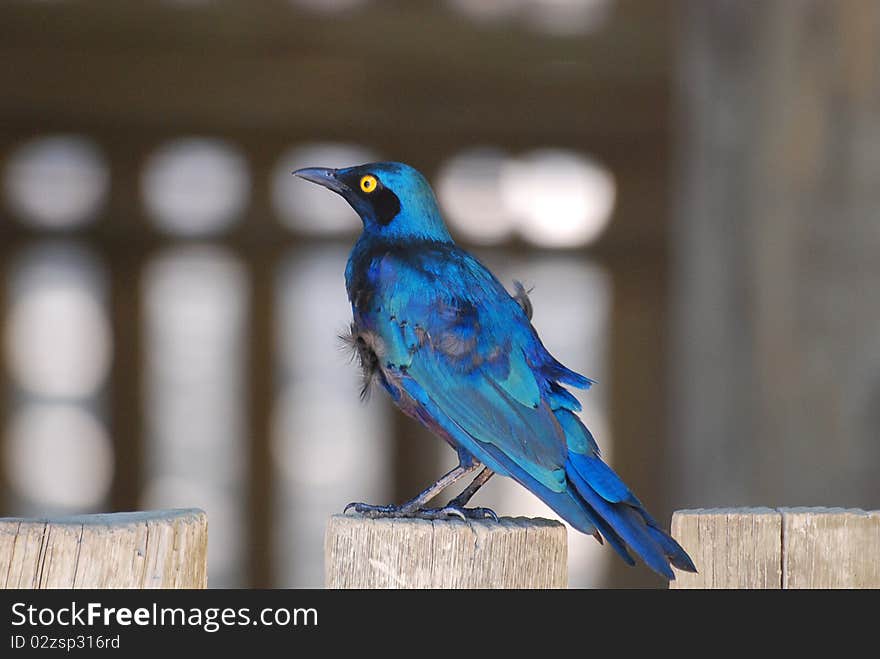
top-left (292, 167), bottom-right (348, 195)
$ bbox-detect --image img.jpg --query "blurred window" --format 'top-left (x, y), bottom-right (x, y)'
top-left (3, 136), bottom-right (109, 230)
top-left (142, 138), bottom-right (250, 237)
top-left (140, 245), bottom-right (249, 587)
top-left (2, 245), bottom-right (113, 514)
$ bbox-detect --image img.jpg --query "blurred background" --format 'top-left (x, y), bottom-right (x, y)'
top-left (0, 0), bottom-right (878, 588)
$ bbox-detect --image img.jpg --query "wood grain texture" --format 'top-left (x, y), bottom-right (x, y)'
top-left (671, 507), bottom-right (880, 589)
top-left (670, 508), bottom-right (782, 589)
top-left (324, 515), bottom-right (567, 589)
top-left (0, 509), bottom-right (208, 589)
top-left (782, 508), bottom-right (880, 589)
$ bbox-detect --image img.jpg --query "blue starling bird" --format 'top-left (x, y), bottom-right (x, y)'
top-left (294, 162), bottom-right (696, 580)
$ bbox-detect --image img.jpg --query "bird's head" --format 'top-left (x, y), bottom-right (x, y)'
top-left (293, 161), bottom-right (452, 242)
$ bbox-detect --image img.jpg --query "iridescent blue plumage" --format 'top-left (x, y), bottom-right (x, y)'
top-left (294, 161), bottom-right (696, 580)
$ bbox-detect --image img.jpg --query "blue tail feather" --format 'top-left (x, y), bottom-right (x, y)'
top-left (574, 496), bottom-right (637, 567)
top-left (568, 451), bottom-right (637, 505)
top-left (566, 461), bottom-right (675, 579)
top-left (554, 397), bottom-right (696, 578)
top-left (644, 525), bottom-right (697, 573)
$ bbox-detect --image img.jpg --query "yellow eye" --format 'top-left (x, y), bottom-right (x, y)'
top-left (360, 175), bottom-right (378, 193)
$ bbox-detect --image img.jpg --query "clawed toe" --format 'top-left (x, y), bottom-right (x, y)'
top-left (414, 504), bottom-right (499, 521)
top-left (467, 506), bottom-right (499, 521)
top-left (444, 499), bottom-right (499, 521)
top-left (451, 505), bottom-right (498, 521)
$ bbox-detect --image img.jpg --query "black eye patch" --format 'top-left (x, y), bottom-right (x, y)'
top-left (372, 186), bottom-right (401, 226)
top-left (338, 171), bottom-right (401, 226)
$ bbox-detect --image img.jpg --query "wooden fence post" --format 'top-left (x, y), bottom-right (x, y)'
top-left (0, 509), bottom-right (208, 589)
top-left (325, 515), bottom-right (567, 589)
top-left (670, 507), bottom-right (880, 589)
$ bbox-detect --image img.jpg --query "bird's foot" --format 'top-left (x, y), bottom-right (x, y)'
top-left (344, 501), bottom-right (498, 521)
top-left (415, 504), bottom-right (498, 521)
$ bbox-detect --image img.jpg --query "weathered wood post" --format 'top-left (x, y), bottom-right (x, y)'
top-left (0, 509), bottom-right (208, 589)
top-left (325, 515), bottom-right (567, 588)
top-left (670, 508), bottom-right (880, 589)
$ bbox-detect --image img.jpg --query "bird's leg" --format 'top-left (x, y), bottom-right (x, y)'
top-left (375, 467), bottom-right (499, 521)
top-left (344, 462), bottom-right (480, 519)
top-left (440, 467), bottom-right (497, 520)
top-left (415, 467), bottom-right (497, 521)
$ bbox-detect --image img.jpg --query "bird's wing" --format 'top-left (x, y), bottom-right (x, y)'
top-left (365, 249), bottom-right (579, 493)
top-left (356, 248), bottom-right (698, 578)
